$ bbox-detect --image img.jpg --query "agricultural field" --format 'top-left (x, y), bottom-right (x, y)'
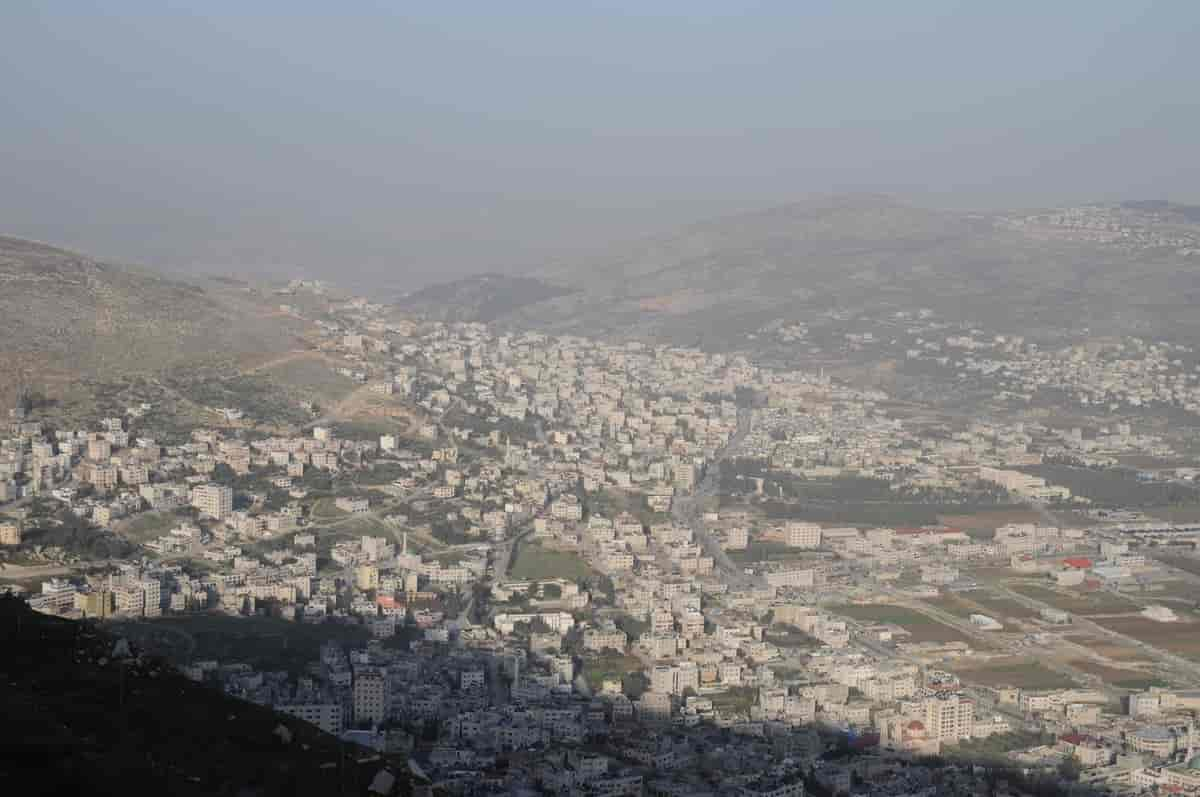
top-left (963, 567), bottom-right (1019, 585)
top-left (1008, 583), bottom-right (1141, 615)
top-left (1066, 658), bottom-right (1167, 690)
top-left (924, 593), bottom-right (982, 621)
top-left (509, 543), bottom-right (594, 582)
top-left (938, 508), bottom-right (1043, 537)
top-left (1018, 464), bottom-right (1200, 508)
top-left (1062, 634), bottom-right (1151, 663)
top-left (1094, 616), bottom-right (1200, 662)
top-left (958, 589), bottom-right (1038, 620)
top-left (955, 657), bottom-right (1077, 690)
top-left (829, 604), bottom-right (975, 645)
top-left (1151, 553), bottom-right (1200, 579)
top-left (1143, 505), bottom-right (1200, 524)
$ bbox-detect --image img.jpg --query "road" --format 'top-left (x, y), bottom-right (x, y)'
top-left (671, 407), bottom-right (759, 587)
top-left (455, 528), bottom-right (531, 627)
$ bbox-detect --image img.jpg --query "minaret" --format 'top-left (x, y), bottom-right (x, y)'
top-left (402, 531), bottom-right (408, 558)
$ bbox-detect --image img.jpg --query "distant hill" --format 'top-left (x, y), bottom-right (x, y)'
top-left (0, 235), bottom-right (309, 406)
top-left (401, 196), bottom-right (1200, 346)
top-left (393, 273), bottom-right (573, 322)
top-left (0, 595), bottom-right (411, 795)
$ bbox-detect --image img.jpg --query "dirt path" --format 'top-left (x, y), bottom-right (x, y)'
top-left (242, 349), bottom-right (344, 375)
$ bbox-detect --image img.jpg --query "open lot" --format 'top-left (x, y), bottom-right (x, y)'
top-left (829, 604), bottom-right (975, 645)
top-left (955, 657), bottom-right (1078, 690)
top-left (1009, 583), bottom-right (1141, 615)
top-left (116, 511), bottom-right (183, 543)
top-left (1094, 616), bottom-right (1200, 663)
top-left (258, 355), bottom-right (356, 403)
top-left (509, 543), bottom-right (594, 582)
top-left (728, 540), bottom-right (814, 564)
top-left (765, 624), bottom-right (822, 650)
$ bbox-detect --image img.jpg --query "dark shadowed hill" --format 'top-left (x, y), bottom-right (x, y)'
top-left (402, 196), bottom-right (1200, 346)
top-left (0, 595), bottom-right (413, 796)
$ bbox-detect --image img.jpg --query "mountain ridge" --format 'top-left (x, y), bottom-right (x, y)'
top-left (401, 195), bottom-right (1200, 346)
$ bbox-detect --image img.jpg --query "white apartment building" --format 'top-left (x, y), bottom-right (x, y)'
top-left (785, 522), bottom-right (821, 549)
top-left (0, 521), bottom-right (21, 546)
top-left (191, 483), bottom-right (234, 520)
top-left (277, 701), bottom-right (342, 735)
top-left (923, 693), bottom-right (974, 743)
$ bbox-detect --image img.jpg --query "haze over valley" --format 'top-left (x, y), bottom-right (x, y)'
top-left (6, 4), bottom-right (1200, 797)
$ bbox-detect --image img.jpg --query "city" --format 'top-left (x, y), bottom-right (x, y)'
top-left (7, 289), bottom-right (1200, 795)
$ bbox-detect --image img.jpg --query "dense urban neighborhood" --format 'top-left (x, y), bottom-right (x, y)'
top-left (6, 283), bottom-right (1200, 796)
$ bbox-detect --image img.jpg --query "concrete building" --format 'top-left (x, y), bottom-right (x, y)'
top-left (353, 668), bottom-right (388, 728)
top-left (923, 693), bottom-right (974, 743)
top-left (785, 522), bottom-right (821, 549)
top-left (0, 521), bottom-right (21, 546)
top-left (191, 483), bottom-right (234, 520)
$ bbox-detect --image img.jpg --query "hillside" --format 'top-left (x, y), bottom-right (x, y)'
top-left (405, 196), bottom-right (1200, 347)
top-left (393, 273), bottom-right (573, 323)
top-left (0, 595), bottom-right (411, 796)
top-left (0, 235), bottom-right (308, 407)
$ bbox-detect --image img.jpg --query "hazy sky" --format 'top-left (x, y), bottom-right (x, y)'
top-left (2, 1), bottom-right (1198, 290)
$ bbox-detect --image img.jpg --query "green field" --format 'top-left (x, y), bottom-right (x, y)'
top-left (331, 419), bottom-right (403, 440)
top-left (310, 497), bottom-right (346, 520)
top-left (924, 593), bottom-right (981, 621)
top-left (945, 730), bottom-right (1056, 763)
top-left (710, 686), bottom-right (758, 715)
top-left (509, 543), bottom-right (594, 582)
top-left (580, 654), bottom-right (643, 690)
top-left (1019, 464), bottom-right (1200, 507)
top-left (829, 604), bottom-right (974, 645)
top-left (956, 657), bottom-right (1078, 689)
top-left (960, 590), bottom-right (1038, 620)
